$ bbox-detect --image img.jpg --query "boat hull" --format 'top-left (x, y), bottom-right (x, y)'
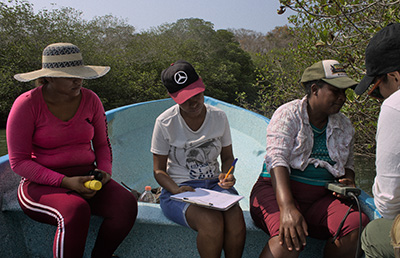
top-left (0, 96), bottom-right (378, 257)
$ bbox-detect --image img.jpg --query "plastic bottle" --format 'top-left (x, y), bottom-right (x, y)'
top-left (139, 186), bottom-right (156, 203)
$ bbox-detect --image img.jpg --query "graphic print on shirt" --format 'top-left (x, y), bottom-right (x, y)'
top-left (173, 138), bottom-right (221, 180)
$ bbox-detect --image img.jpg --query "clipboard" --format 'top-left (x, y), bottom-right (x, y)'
top-left (170, 188), bottom-right (243, 211)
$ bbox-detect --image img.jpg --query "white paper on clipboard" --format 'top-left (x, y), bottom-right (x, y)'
top-left (170, 188), bottom-right (243, 211)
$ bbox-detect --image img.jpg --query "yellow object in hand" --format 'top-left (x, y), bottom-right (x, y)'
top-left (84, 180), bottom-right (102, 191)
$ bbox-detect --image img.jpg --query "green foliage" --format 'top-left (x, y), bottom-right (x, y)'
top-left (259, 0), bottom-right (400, 155)
top-left (234, 26), bottom-right (305, 119)
top-left (235, 0), bottom-right (400, 155)
top-left (0, 1), bottom-right (256, 127)
top-left (2, 0), bottom-right (395, 156)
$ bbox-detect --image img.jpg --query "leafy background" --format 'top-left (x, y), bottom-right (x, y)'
top-left (1, 0), bottom-right (399, 157)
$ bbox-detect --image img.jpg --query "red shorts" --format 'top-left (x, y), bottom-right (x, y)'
top-left (250, 176), bottom-right (369, 239)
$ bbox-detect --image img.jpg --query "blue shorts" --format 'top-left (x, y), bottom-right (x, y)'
top-left (160, 178), bottom-right (239, 228)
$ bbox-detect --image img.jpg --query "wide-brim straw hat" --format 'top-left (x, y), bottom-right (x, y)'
top-left (14, 42), bottom-right (110, 82)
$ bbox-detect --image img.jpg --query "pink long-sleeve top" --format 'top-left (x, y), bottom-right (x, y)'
top-left (6, 85), bottom-right (112, 187)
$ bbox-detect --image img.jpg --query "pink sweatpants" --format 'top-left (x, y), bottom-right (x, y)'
top-left (18, 178), bottom-right (138, 258)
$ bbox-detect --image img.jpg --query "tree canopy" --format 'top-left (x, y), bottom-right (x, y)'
top-left (0, 0), bottom-right (255, 127)
top-left (237, 0), bottom-right (400, 155)
top-left (2, 0), bottom-right (399, 155)
top-left (278, 0), bottom-right (399, 154)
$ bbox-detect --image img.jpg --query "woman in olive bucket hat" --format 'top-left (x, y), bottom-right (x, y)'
top-left (7, 42), bottom-right (137, 258)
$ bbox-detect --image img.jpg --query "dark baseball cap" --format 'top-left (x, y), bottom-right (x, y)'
top-left (161, 60), bottom-right (205, 104)
top-left (355, 23), bottom-right (400, 95)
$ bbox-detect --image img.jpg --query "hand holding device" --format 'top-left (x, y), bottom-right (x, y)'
top-left (325, 182), bottom-right (361, 197)
top-left (84, 180), bottom-right (102, 190)
top-left (84, 170), bottom-right (103, 190)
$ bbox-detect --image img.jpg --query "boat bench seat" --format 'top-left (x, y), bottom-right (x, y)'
top-left (0, 154), bottom-right (270, 257)
top-left (1, 97), bottom-right (378, 257)
top-left (1, 188), bottom-right (262, 230)
top-left (0, 176), bottom-right (326, 258)
top-left (0, 173), bottom-right (270, 258)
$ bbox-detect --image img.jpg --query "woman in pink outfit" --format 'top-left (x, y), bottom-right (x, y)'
top-left (7, 43), bottom-right (137, 258)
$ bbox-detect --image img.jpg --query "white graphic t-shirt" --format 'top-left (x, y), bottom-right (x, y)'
top-left (151, 104), bottom-right (232, 184)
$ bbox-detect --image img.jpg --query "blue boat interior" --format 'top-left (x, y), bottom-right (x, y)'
top-left (0, 96), bottom-right (379, 257)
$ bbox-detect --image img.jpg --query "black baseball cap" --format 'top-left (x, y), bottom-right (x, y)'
top-left (355, 23), bottom-right (400, 95)
top-left (161, 60), bottom-right (205, 104)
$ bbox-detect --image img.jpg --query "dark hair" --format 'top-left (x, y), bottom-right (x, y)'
top-left (379, 69), bottom-right (400, 83)
top-left (381, 74), bottom-right (388, 84)
top-left (382, 69), bottom-right (400, 81)
top-left (303, 79), bottom-right (325, 97)
top-left (35, 77), bottom-right (49, 87)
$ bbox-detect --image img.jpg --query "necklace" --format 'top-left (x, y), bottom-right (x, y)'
top-left (311, 124), bottom-right (327, 134)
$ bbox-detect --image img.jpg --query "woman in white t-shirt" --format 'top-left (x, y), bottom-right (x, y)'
top-left (151, 60), bottom-right (246, 258)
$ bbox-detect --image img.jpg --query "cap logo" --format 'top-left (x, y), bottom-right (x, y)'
top-left (174, 71), bottom-right (188, 84)
top-left (330, 64), bottom-right (345, 74)
top-left (323, 60), bottom-right (347, 78)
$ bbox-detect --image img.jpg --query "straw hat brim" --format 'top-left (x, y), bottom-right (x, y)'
top-left (14, 65), bottom-right (110, 82)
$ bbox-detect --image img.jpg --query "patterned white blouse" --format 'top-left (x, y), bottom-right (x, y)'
top-left (264, 96), bottom-right (354, 178)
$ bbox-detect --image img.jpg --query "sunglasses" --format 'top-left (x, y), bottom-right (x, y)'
top-left (367, 76), bottom-right (384, 100)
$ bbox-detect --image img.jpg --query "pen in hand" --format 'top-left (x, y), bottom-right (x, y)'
top-left (224, 158), bottom-right (238, 180)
